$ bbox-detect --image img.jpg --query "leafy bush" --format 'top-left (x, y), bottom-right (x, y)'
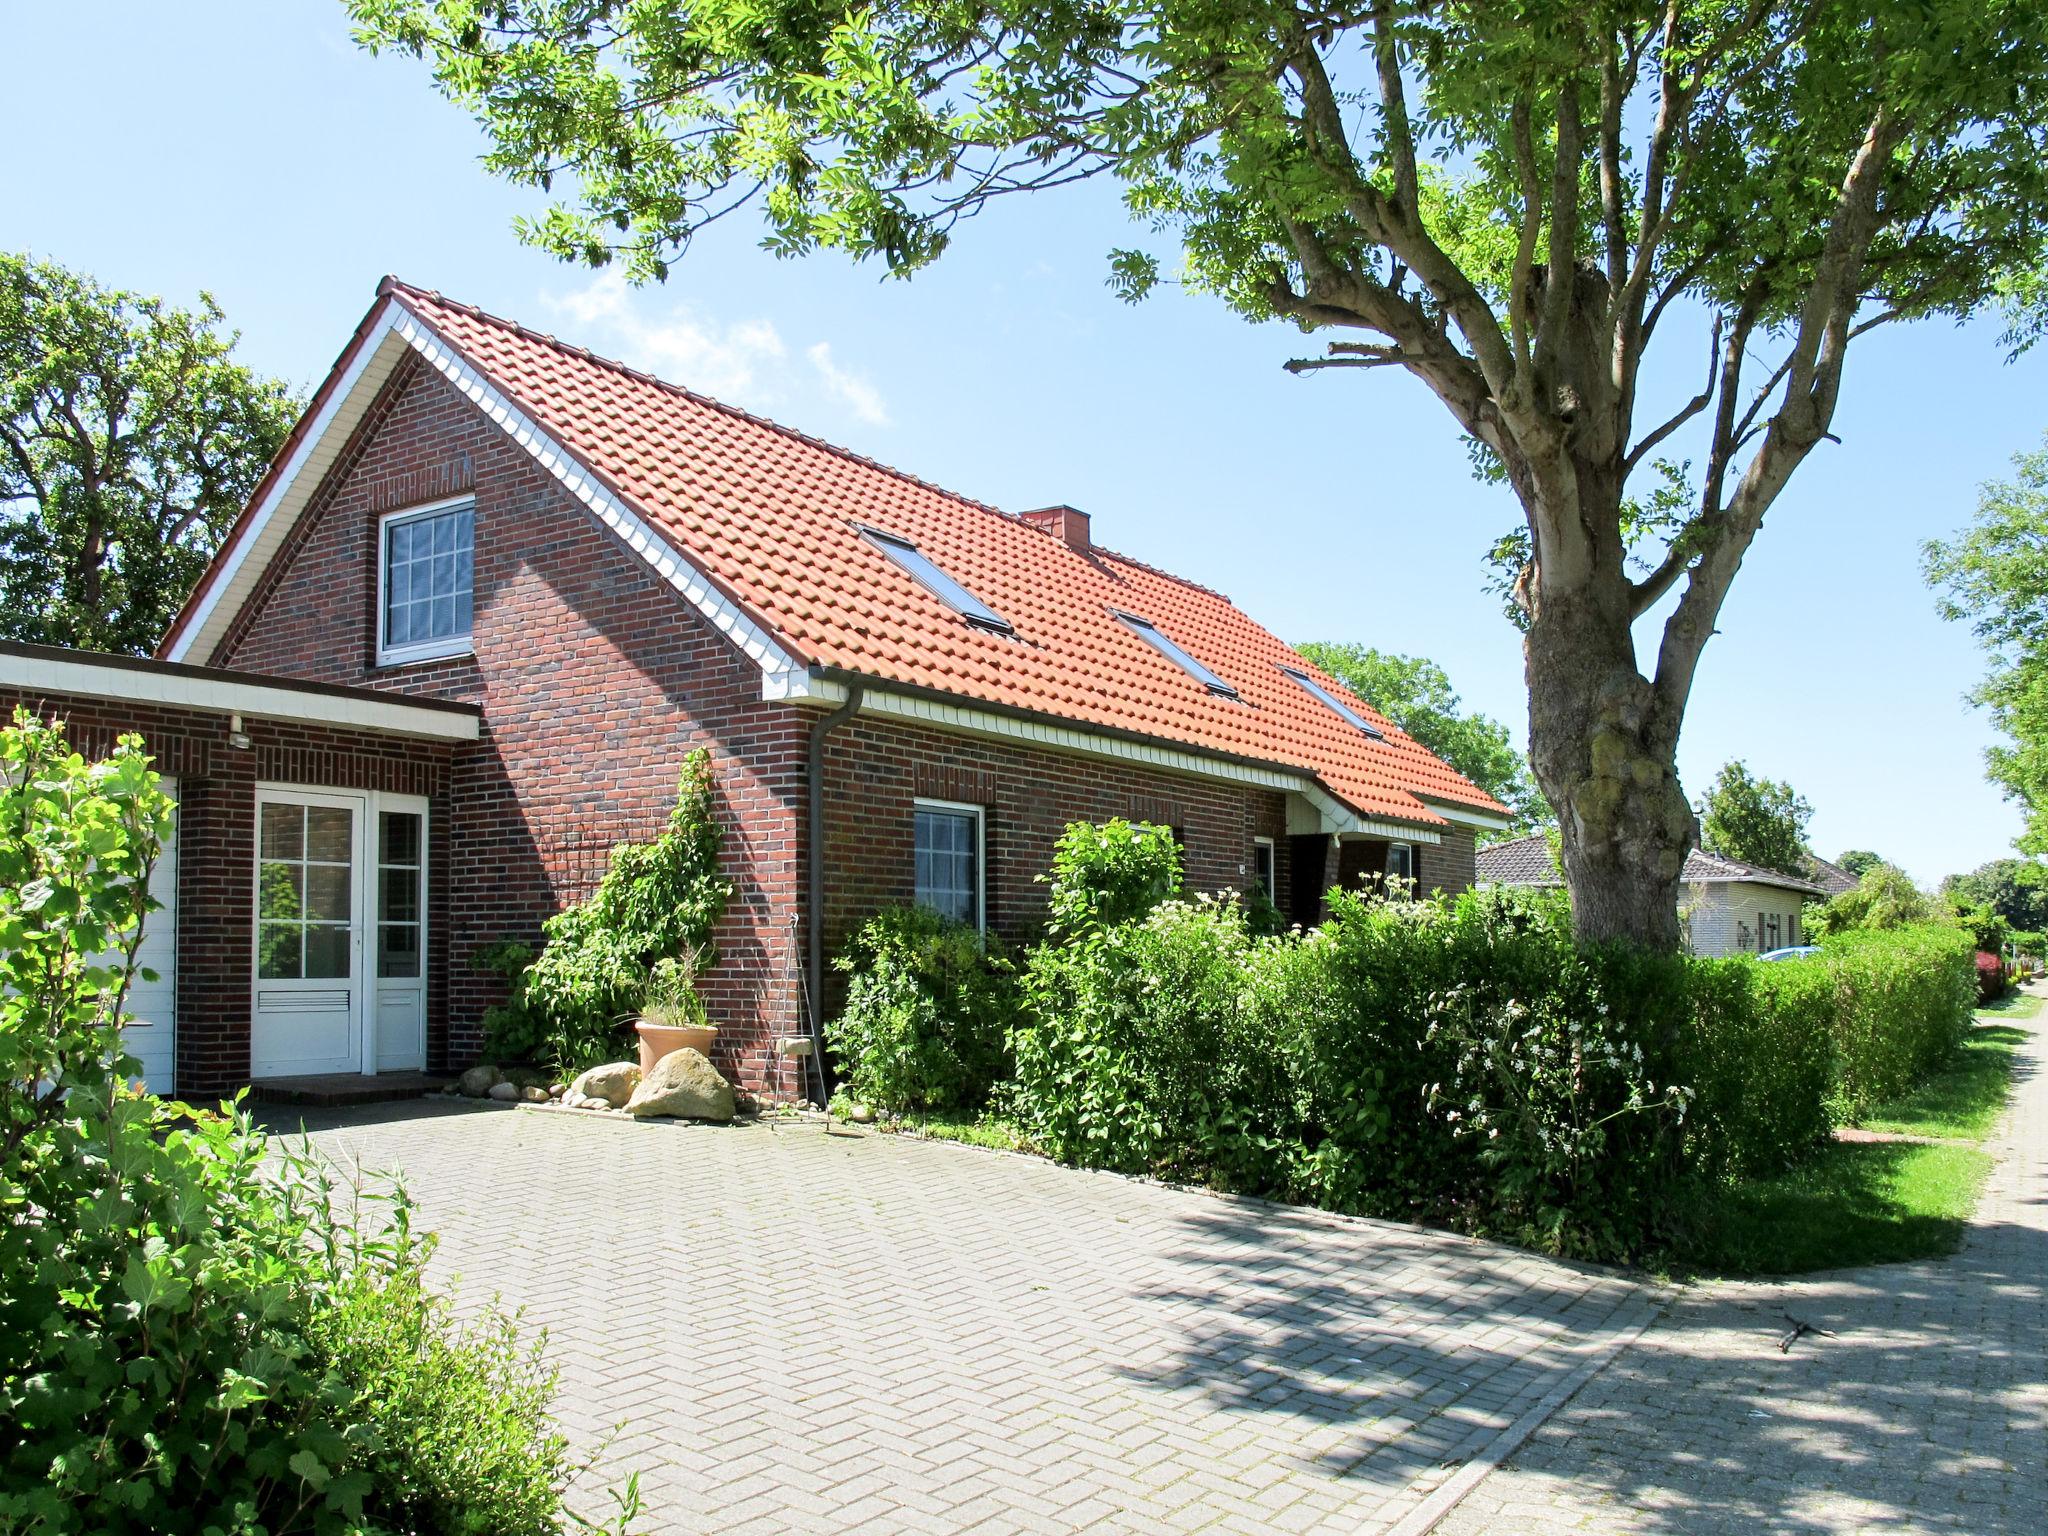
top-left (827, 906), bottom-right (1020, 1112)
top-left (487, 750), bottom-right (732, 1069)
top-left (1809, 863), bottom-right (1935, 935)
top-left (1684, 957), bottom-right (1836, 1180)
top-left (0, 710), bottom-right (621, 1535)
top-left (1950, 901), bottom-right (2011, 953)
top-left (1819, 925), bottom-right (1976, 1116)
top-left (1041, 818), bottom-right (1182, 938)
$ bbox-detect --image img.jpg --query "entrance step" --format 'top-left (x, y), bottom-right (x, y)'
top-left (248, 1071), bottom-right (453, 1107)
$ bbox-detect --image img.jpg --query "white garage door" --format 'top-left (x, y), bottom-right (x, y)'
top-left (120, 782), bottom-right (177, 1095)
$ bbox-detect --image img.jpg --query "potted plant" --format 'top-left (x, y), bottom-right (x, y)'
top-left (633, 950), bottom-right (716, 1072)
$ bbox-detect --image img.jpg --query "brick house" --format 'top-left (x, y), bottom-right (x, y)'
top-left (4, 277), bottom-right (1507, 1101)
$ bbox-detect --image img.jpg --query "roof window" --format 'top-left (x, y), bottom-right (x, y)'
top-left (861, 527), bottom-right (1012, 633)
top-left (1115, 611), bottom-right (1237, 698)
top-left (1281, 665), bottom-right (1384, 739)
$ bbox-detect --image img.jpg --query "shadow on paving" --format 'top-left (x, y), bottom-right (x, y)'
top-left (1114, 1199), bottom-right (1647, 1495)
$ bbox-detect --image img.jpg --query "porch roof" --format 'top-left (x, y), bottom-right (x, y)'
top-left (0, 641), bottom-right (481, 742)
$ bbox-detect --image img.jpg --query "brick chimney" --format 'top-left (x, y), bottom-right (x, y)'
top-left (1020, 504), bottom-right (1092, 553)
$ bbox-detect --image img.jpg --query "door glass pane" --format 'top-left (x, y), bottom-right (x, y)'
top-left (380, 811), bottom-right (420, 867)
top-left (379, 872), bottom-right (418, 924)
top-left (304, 925), bottom-right (351, 979)
top-left (260, 803), bottom-right (303, 860)
top-left (305, 864), bottom-right (351, 922)
top-left (258, 923), bottom-right (302, 980)
top-left (306, 806), bottom-right (353, 862)
top-left (259, 863), bottom-right (303, 921)
top-left (379, 923), bottom-right (420, 978)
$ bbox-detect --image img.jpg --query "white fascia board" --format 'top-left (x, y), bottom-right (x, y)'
top-left (1, 652), bottom-right (479, 742)
top-left (1419, 796), bottom-right (1516, 833)
top-left (170, 298), bottom-right (811, 698)
top-left (781, 674), bottom-right (1439, 837)
top-left (1339, 820), bottom-right (1444, 846)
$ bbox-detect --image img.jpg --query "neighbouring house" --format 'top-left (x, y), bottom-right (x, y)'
top-left (1476, 834), bottom-right (1825, 957)
top-left (2, 277), bottom-right (1506, 1102)
top-left (1803, 853), bottom-right (1861, 900)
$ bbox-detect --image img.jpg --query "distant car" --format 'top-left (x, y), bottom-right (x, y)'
top-left (1758, 945), bottom-right (1822, 962)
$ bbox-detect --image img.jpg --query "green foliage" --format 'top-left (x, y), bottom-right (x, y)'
top-left (1041, 819), bottom-right (1182, 941)
top-left (1683, 957), bottom-right (1837, 1182)
top-left (1940, 856), bottom-right (2048, 931)
top-left (1948, 901), bottom-right (2012, 954)
top-left (826, 906), bottom-right (1019, 1113)
top-left (1928, 438), bottom-right (2048, 853)
top-left (487, 751), bottom-right (732, 1069)
top-left (1697, 760), bottom-right (1813, 877)
top-left (1809, 863), bottom-right (1936, 936)
top-left (0, 254), bottom-right (298, 654)
top-left (638, 950), bottom-right (709, 1031)
top-left (1819, 925), bottom-right (1978, 1117)
top-left (1292, 644), bottom-right (1551, 833)
top-left (0, 709), bottom-right (616, 1535)
top-left (1837, 850), bottom-right (1889, 879)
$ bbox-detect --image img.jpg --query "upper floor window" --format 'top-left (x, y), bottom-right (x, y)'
top-left (1281, 665), bottom-right (1384, 739)
top-left (379, 497), bottom-right (474, 665)
top-left (861, 526), bottom-right (1012, 634)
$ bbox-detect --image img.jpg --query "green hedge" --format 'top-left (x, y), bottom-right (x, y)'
top-left (1817, 925), bottom-right (1976, 1116)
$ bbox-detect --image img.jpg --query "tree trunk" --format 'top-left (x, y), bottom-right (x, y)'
top-left (1524, 586), bottom-right (1696, 950)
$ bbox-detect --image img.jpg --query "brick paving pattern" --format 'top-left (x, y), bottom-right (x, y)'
top-left (1438, 1002), bottom-right (2048, 1535)
top-left (274, 1105), bottom-right (1653, 1534)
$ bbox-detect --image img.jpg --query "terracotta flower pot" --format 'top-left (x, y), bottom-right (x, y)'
top-left (636, 1018), bottom-right (717, 1073)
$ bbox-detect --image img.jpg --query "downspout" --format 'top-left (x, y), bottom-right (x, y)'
top-left (806, 682), bottom-right (865, 1100)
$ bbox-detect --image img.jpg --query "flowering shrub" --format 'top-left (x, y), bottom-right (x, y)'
top-left (1976, 949), bottom-right (2008, 1003)
top-left (827, 906), bottom-right (1019, 1112)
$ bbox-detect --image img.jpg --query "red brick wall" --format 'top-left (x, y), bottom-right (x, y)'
top-left (812, 710), bottom-right (1292, 968)
top-left (0, 691), bottom-right (453, 1099)
top-left (212, 356), bottom-right (804, 1090)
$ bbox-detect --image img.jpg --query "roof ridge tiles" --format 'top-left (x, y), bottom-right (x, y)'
top-left (385, 276), bottom-right (1026, 527)
top-left (1091, 546), bottom-right (1231, 604)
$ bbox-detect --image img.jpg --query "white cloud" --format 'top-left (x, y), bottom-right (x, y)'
top-left (540, 270), bottom-right (889, 429)
top-left (806, 342), bottom-right (891, 427)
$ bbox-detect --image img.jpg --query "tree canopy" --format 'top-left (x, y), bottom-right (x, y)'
top-left (1294, 642), bottom-right (1550, 834)
top-left (0, 255), bottom-right (298, 655)
top-left (351, 0), bottom-right (2048, 949)
top-left (1696, 759), bottom-right (1811, 876)
top-left (1836, 849), bottom-right (1887, 879)
top-left (1926, 436), bottom-right (2048, 854)
top-left (1940, 857), bottom-right (2048, 933)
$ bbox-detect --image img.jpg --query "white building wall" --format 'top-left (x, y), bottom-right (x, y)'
top-left (1681, 882), bottom-right (1810, 958)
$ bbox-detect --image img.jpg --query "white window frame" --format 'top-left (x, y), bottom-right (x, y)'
top-left (1252, 836), bottom-right (1276, 897)
top-left (912, 797), bottom-right (986, 932)
top-left (1387, 841), bottom-right (1415, 882)
top-left (376, 495), bottom-right (477, 667)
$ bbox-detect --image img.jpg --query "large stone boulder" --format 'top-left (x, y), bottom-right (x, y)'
top-left (487, 1080), bottom-right (521, 1103)
top-left (625, 1048), bottom-right (734, 1123)
top-left (568, 1061), bottom-right (641, 1109)
top-left (457, 1063), bottom-right (502, 1098)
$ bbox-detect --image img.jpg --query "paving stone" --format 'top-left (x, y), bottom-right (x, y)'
top-left (270, 1102), bottom-right (1651, 1533)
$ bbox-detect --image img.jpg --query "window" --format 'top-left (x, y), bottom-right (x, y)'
top-left (862, 527), bottom-right (1012, 633)
top-left (1387, 842), bottom-right (1415, 883)
top-left (914, 799), bottom-right (984, 929)
top-left (1114, 611), bottom-right (1237, 697)
top-left (379, 497), bottom-right (475, 664)
top-left (1280, 665), bottom-right (1384, 739)
top-left (1762, 911), bottom-right (1782, 951)
top-left (378, 811), bottom-right (424, 979)
top-left (257, 802), bottom-right (354, 980)
top-left (1252, 837), bottom-right (1276, 898)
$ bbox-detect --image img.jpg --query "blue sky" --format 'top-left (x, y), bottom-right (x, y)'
top-left (8, 1), bottom-right (2044, 884)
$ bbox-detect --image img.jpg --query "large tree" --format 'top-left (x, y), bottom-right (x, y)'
top-left (0, 255), bottom-right (298, 655)
top-left (1940, 857), bottom-right (2048, 933)
top-left (1925, 436), bottom-right (2048, 853)
top-left (350, 0), bottom-right (2048, 947)
top-left (1295, 642), bottom-right (1550, 833)
top-left (1695, 758), bottom-right (1810, 875)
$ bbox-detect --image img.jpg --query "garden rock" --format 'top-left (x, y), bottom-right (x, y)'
top-left (458, 1064), bottom-right (502, 1098)
top-left (625, 1048), bottom-right (734, 1122)
top-left (487, 1080), bottom-right (521, 1102)
top-left (521, 1085), bottom-right (549, 1103)
top-left (569, 1061), bottom-right (641, 1109)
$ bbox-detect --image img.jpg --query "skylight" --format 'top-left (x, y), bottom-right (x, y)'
top-left (861, 527), bottom-right (1012, 633)
top-left (1282, 665), bottom-right (1385, 739)
top-left (1115, 611), bottom-right (1238, 698)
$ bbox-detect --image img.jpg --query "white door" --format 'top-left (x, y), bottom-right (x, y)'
top-left (372, 801), bottom-right (428, 1072)
top-left (252, 790), bottom-right (366, 1077)
top-left (120, 779), bottom-right (178, 1094)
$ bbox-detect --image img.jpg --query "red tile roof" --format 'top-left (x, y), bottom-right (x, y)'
top-left (200, 278), bottom-right (1508, 828)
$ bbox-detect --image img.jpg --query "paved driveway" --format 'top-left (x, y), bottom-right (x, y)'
top-left (274, 1103), bottom-right (1654, 1534)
